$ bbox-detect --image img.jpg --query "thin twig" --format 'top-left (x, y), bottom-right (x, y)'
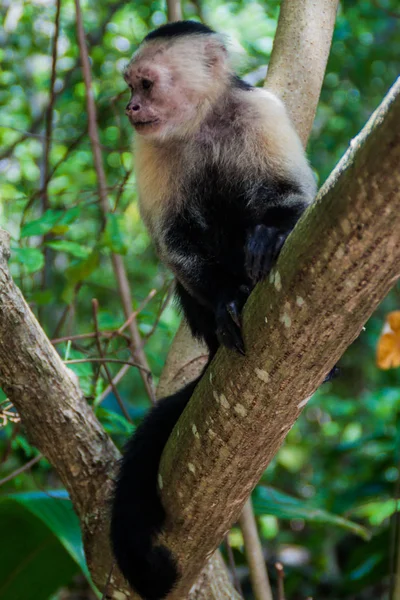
top-left (92, 299), bottom-right (131, 422)
top-left (41, 0), bottom-right (61, 207)
top-left (117, 288), bottom-right (157, 335)
top-left (52, 330), bottom-right (130, 345)
top-left (65, 357), bottom-right (151, 374)
top-left (113, 168), bottom-right (132, 212)
top-left (167, 0), bottom-right (183, 21)
top-left (51, 283), bottom-right (83, 339)
top-left (275, 562), bottom-right (286, 600)
top-left (239, 499), bottom-right (273, 600)
top-left (224, 535), bottom-right (243, 596)
top-left (372, 0), bottom-right (400, 19)
top-left (96, 363), bottom-right (131, 405)
top-left (74, 0), bottom-right (155, 403)
top-left (0, 454), bottom-right (42, 487)
top-left (143, 281), bottom-right (175, 342)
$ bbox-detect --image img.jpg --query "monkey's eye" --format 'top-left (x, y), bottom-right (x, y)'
top-left (141, 78), bottom-right (153, 91)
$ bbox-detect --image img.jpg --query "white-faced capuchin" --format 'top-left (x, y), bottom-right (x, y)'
top-left (111, 20), bottom-right (327, 600)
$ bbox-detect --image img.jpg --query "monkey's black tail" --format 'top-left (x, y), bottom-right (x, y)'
top-left (110, 374), bottom-right (203, 600)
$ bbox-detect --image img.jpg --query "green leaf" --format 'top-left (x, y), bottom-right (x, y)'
top-left (103, 213), bottom-right (128, 255)
top-left (11, 247), bottom-right (44, 273)
top-left (0, 490), bottom-right (99, 600)
top-left (46, 240), bottom-right (91, 259)
top-left (20, 210), bottom-right (63, 238)
top-left (350, 499), bottom-right (400, 526)
top-left (20, 208), bottom-right (81, 239)
top-left (96, 406), bottom-right (135, 436)
top-left (62, 249), bottom-right (100, 303)
top-left (252, 485), bottom-right (370, 540)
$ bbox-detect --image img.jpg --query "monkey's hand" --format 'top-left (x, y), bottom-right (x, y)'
top-left (245, 224), bottom-right (290, 284)
top-left (215, 287), bottom-right (249, 355)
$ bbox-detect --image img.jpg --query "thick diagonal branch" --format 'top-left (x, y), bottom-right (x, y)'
top-left (155, 76), bottom-right (400, 599)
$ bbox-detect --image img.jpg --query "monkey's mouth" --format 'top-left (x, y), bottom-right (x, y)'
top-left (132, 119), bottom-right (160, 129)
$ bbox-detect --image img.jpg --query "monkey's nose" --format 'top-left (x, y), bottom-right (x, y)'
top-left (126, 102), bottom-right (141, 114)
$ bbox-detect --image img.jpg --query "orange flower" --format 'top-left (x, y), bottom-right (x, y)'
top-left (376, 311), bottom-right (400, 370)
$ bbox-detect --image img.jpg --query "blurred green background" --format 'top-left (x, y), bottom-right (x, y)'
top-left (0, 0), bottom-right (399, 599)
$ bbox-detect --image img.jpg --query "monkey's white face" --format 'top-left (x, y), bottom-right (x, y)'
top-left (123, 39), bottom-right (228, 140)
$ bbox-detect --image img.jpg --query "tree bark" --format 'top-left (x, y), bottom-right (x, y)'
top-left (266, 0), bottom-right (340, 146)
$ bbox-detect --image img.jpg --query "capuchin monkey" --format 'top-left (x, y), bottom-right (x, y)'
top-left (111, 21), bottom-right (319, 600)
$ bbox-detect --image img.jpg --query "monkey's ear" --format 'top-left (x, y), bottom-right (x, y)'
top-left (203, 36), bottom-right (228, 70)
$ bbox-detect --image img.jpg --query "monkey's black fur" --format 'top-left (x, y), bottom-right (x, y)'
top-left (144, 20), bottom-right (214, 42)
top-left (111, 21), bottom-right (326, 600)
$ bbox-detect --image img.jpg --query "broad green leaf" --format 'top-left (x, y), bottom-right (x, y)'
top-left (46, 240), bottom-right (91, 259)
top-left (20, 210), bottom-right (63, 238)
top-left (11, 247), bottom-right (44, 273)
top-left (0, 490), bottom-right (99, 600)
top-left (20, 208), bottom-right (81, 239)
top-left (252, 485), bottom-right (370, 540)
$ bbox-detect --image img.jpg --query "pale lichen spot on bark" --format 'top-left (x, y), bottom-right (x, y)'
top-left (341, 218), bottom-right (351, 235)
top-left (213, 390), bottom-right (220, 404)
top-left (296, 296), bottom-right (305, 307)
top-left (265, 316), bottom-right (268, 323)
top-left (219, 394), bottom-right (230, 409)
top-left (113, 591), bottom-right (129, 600)
top-left (192, 424), bottom-right (200, 439)
top-left (269, 269), bottom-right (275, 284)
top-left (158, 474), bottom-right (163, 490)
top-left (297, 395), bottom-right (312, 409)
top-left (208, 428), bottom-right (217, 438)
top-left (280, 313), bottom-right (291, 328)
top-left (188, 462), bottom-right (196, 474)
top-left (234, 403), bottom-right (247, 417)
top-left (335, 246), bottom-right (345, 259)
top-left (255, 367), bottom-right (270, 383)
top-left (274, 271), bottom-right (282, 291)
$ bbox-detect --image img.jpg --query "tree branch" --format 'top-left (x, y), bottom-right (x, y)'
top-left (154, 76), bottom-right (400, 598)
top-left (167, 0), bottom-right (182, 22)
top-left (265, 0), bottom-right (340, 146)
top-left (239, 500), bottom-right (273, 600)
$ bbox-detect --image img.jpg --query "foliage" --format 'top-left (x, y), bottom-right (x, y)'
top-left (0, 0), bottom-right (399, 599)
top-left (0, 490), bottom-right (98, 600)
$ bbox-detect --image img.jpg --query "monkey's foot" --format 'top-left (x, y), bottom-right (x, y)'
top-left (323, 365), bottom-right (340, 383)
top-left (245, 224), bottom-right (289, 284)
top-left (215, 299), bottom-right (245, 355)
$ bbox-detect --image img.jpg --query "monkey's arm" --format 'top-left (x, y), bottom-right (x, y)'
top-left (246, 185), bottom-right (314, 284)
top-left (170, 251), bottom-right (248, 353)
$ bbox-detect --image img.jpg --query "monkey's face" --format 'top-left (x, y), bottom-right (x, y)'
top-left (123, 40), bottom-right (229, 140)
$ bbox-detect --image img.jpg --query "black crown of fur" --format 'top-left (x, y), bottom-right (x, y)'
top-left (144, 20), bottom-right (215, 42)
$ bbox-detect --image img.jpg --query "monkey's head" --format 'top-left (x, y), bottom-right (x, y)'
top-left (124, 21), bottom-right (230, 140)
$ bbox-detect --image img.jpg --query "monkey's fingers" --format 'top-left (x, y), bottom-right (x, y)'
top-left (245, 225), bottom-right (276, 283)
top-left (226, 300), bottom-right (241, 328)
top-left (323, 365), bottom-right (340, 383)
top-left (216, 303), bottom-right (245, 355)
